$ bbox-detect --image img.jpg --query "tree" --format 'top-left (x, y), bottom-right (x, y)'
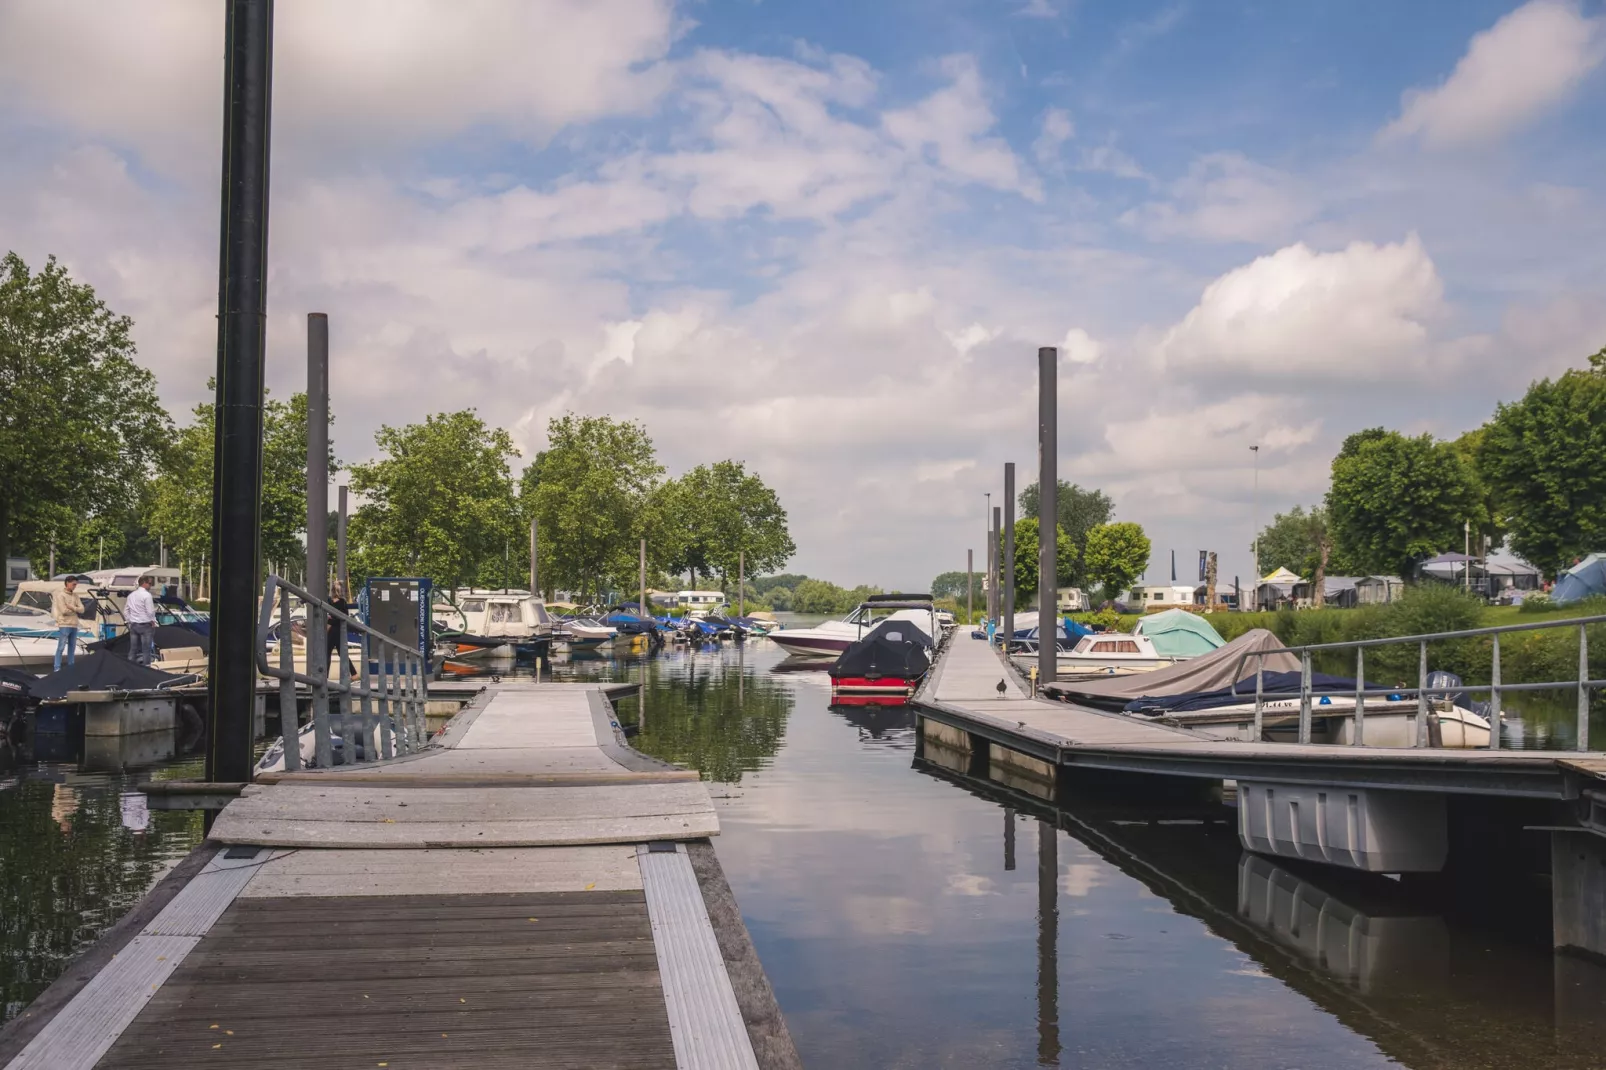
top-left (765, 585), bottom-right (793, 611)
top-left (1326, 428), bottom-right (1485, 578)
top-left (0, 252), bottom-right (169, 572)
top-left (930, 571), bottom-right (970, 601)
top-left (1478, 349), bottom-right (1606, 577)
top-left (521, 414), bottom-right (661, 599)
top-left (1018, 480), bottom-right (1113, 589)
top-left (147, 387), bottom-right (334, 577)
top-left (1010, 518), bottom-right (1076, 606)
top-left (1255, 504), bottom-right (1349, 582)
top-left (791, 577), bottom-right (846, 614)
top-left (657, 461), bottom-right (794, 590)
top-left (348, 410), bottom-right (518, 590)
top-left (1084, 522), bottom-right (1151, 598)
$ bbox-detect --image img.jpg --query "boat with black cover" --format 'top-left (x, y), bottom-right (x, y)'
top-left (828, 616), bottom-right (933, 706)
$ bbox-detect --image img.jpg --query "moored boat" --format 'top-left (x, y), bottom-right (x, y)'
top-left (828, 617), bottom-right (933, 706)
top-left (770, 594), bottom-right (939, 660)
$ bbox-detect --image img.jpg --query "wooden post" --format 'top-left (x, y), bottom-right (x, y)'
top-left (640, 539), bottom-right (647, 621)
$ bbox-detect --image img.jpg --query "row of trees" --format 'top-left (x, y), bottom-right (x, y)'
top-left (1, 252), bottom-right (795, 596)
top-left (1259, 347), bottom-right (1606, 582)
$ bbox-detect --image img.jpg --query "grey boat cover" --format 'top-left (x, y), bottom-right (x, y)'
top-left (1042, 628), bottom-right (1299, 711)
top-left (32, 652), bottom-right (194, 701)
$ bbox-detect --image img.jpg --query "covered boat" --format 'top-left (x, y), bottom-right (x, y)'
top-left (1043, 629), bottom-right (1298, 710)
top-left (770, 595), bottom-right (938, 660)
top-left (829, 618), bottom-right (933, 706)
top-left (1131, 609), bottom-right (1224, 658)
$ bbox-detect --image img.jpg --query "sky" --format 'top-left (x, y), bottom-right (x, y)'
top-left (3, 0), bottom-right (1604, 591)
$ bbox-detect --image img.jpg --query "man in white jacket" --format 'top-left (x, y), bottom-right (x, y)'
top-left (125, 575), bottom-right (158, 666)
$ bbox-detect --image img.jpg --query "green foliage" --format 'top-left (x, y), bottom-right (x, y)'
top-left (656, 460), bottom-right (794, 588)
top-left (1011, 517), bottom-right (1075, 604)
top-left (1478, 349), bottom-right (1606, 577)
top-left (0, 252), bottom-right (169, 572)
top-left (521, 414), bottom-right (659, 598)
top-left (1518, 593), bottom-right (1554, 614)
top-left (930, 570), bottom-right (971, 601)
top-left (1017, 480), bottom-right (1113, 589)
top-left (753, 573), bottom-right (810, 595)
top-left (765, 585), bottom-right (793, 611)
top-left (1084, 522), bottom-right (1151, 597)
top-left (349, 410), bottom-right (519, 590)
top-left (790, 577), bottom-right (846, 614)
top-left (1326, 428), bottom-right (1486, 577)
top-left (147, 388), bottom-right (333, 576)
top-left (1255, 505), bottom-right (1349, 579)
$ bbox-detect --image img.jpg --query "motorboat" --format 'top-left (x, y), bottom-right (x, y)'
top-left (1120, 670), bottom-right (1492, 748)
top-left (829, 618), bottom-right (933, 706)
top-left (433, 589), bottom-right (554, 658)
top-left (0, 631), bottom-right (92, 672)
top-left (1014, 630), bottom-right (1183, 679)
top-left (769, 595), bottom-right (939, 660)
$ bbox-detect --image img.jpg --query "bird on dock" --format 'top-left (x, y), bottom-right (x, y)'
top-left (996, 679), bottom-right (1007, 696)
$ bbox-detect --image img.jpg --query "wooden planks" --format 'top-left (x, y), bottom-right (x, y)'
top-left (210, 783), bottom-right (718, 849)
top-left (237, 846), bottom-right (644, 898)
top-left (94, 891), bottom-right (678, 1070)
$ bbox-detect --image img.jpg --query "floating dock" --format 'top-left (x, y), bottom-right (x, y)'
top-left (0, 681), bottom-right (798, 1070)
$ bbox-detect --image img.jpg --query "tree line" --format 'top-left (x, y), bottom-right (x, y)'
top-left (931, 481), bottom-right (1152, 608)
top-left (1, 252), bottom-right (795, 597)
top-left (1257, 346), bottom-right (1606, 585)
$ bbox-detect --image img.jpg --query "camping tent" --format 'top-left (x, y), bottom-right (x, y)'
top-left (1132, 609), bottom-right (1225, 657)
top-left (1554, 554), bottom-right (1606, 606)
top-left (1260, 566), bottom-right (1301, 585)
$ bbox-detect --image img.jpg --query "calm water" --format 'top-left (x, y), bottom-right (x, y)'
top-left (6, 638), bottom-right (1606, 1068)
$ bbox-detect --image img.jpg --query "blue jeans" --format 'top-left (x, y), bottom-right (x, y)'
top-left (54, 627), bottom-right (78, 672)
top-left (129, 622), bottom-right (157, 666)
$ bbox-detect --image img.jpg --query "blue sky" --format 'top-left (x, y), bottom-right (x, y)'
top-left (2, 0), bottom-right (1604, 588)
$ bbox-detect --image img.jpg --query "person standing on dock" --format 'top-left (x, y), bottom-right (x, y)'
top-left (51, 576), bottom-right (82, 672)
top-left (326, 582), bottom-right (354, 689)
top-left (125, 574), bottom-right (158, 666)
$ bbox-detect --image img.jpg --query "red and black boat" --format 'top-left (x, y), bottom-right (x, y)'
top-left (828, 617), bottom-right (934, 706)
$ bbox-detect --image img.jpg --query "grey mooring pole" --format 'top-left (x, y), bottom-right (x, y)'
top-left (739, 550), bottom-right (745, 617)
top-left (986, 523), bottom-right (996, 622)
top-left (967, 549), bottom-right (974, 624)
top-left (1004, 462), bottom-right (1015, 651)
top-left (992, 507), bottom-right (1002, 636)
top-left (306, 313), bottom-right (329, 601)
top-left (206, 0), bottom-right (274, 792)
top-left (1038, 346), bottom-right (1058, 686)
top-left (529, 516), bottom-right (538, 595)
top-left (640, 539), bottom-right (647, 619)
top-left (336, 485), bottom-right (348, 592)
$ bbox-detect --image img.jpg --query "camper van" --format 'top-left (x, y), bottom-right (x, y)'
top-left (4, 558), bottom-right (34, 599)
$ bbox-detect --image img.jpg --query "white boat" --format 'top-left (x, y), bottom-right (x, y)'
top-left (0, 631), bottom-right (91, 672)
top-left (769, 597), bottom-right (939, 660)
top-left (1141, 694), bottom-right (1492, 749)
top-left (1015, 631), bottom-right (1184, 679)
top-left (432, 589), bottom-right (555, 657)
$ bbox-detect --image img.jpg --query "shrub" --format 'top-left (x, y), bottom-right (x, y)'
top-left (1517, 593), bottom-right (1553, 614)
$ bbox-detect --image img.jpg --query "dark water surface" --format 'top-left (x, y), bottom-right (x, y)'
top-left (5, 638), bottom-right (1605, 1068)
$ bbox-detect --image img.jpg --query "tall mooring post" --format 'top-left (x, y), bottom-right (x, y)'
top-left (738, 550), bottom-right (745, 617)
top-left (306, 313), bottom-right (329, 600)
top-left (336, 485), bottom-right (348, 592)
top-left (529, 516), bottom-right (539, 596)
top-left (1003, 462), bottom-right (1015, 649)
top-left (982, 507), bottom-right (995, 633)
top-left (966, 549), bottom-right (973, 624)
top-left (1037, 345), bottom-right (1058, 686)
top-left (206, 0), bottom-right (274, 790)
top-left (640, 539), bottom-right (647, 621)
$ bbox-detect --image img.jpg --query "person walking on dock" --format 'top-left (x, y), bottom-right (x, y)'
top-left (125, 574), bottom-right (158, 666)
top-left (51, 576), bottom-right (82, 672)
top-left (326, 582), bottom-right (355, 689)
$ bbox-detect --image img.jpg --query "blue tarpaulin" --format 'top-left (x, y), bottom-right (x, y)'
top-left (1554, 553), bottom-right (1606, 606)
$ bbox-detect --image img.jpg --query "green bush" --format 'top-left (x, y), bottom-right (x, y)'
top-left (1517, 593), bottom-right (1553, 613)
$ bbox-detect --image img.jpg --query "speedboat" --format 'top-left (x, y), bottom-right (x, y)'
top-left (769, 595), bottom-right (939, 660)
top-left (1012, 630), bottom-right (1183, 679)
top-left (0, 631), bottom-right (91, 672)
top-left (433, 589), bottom-right (554, 658)
top-left (829, 618), bottom-right (933, 706)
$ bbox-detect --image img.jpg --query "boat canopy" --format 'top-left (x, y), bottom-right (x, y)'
top-left (1042, 628), bottom-right (1298, 710)
top-left (866, 593), bottom-right (933, 603)
top-left (1132, 609), bottom-right (1225, 658)
top-left (1555, 553), bottom-right (1606, 605)
top-left (1122, 669), bottom-right (1389, 715)
top-left (31, 652), bottom-right (195, 700)
top-left (831, 618), bottom-right (932, 680)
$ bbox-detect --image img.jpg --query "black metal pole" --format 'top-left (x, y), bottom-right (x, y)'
top-left (1003, 462), bottom-right (1015, 651)
top-left (992, 507), bottom-right (1002, 633)
top-left (206, 0), bottom-right (273, 790)
top-left (306, 313), bottom-right (329, 600)
top-left (1038, 346), bottom-right (1058, 686)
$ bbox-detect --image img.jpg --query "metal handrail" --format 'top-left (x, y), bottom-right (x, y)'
top-left (255, 574), bottom-right (428, 771)
top-left (1228, 612), bottom-right (1606, 752)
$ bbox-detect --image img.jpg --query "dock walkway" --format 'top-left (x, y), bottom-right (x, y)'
top-left (2, 682), bottom-right (797, 1070)
top-left (921, 635), bottom-right (1602, 799)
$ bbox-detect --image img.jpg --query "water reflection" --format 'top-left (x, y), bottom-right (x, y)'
top-left (614, 640), bottom-right (1606, 1070)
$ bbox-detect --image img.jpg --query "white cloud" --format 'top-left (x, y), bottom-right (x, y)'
top-left (883, 56), bottom-right (1041, 200)
top-left (1158, 235), bottom-right (1446, 377)
top-left (1033, 108), bottom-right (1075, 166)
top-left (1078, 144), bottom-right (1149, 181)
top-left (1380, 0), bottom-right (1606, 148)
top-left (1061, 328), bottom-right (1102, 364)
top-left (1124, 152), bottom-right (1306, 243)
top-left (1015, 0), bottom-right (1057, 18)
top-left (0, 0), bottom-right (681, 170)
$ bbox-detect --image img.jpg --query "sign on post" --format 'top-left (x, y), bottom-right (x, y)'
top-left (360, 577), bottom-right (433, 670)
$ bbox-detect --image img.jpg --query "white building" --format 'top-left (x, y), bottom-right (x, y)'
top-left (677, 590), bottom-right (724, 609)
top-left (1127, 584), bottom-right (1196, 609)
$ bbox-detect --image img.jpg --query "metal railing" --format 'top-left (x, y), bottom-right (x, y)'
top-left (255, 575), bottom-right (428, 770)
top-left (1232, 612), bottom-right (1606, 751)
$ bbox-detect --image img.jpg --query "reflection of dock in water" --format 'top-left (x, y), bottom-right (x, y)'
top-left (914, 755), bottom-right (1606, 1069)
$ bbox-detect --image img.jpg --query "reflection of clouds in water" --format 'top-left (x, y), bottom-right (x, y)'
top-left (945, 872), bottom-right (995, 897)
top-left (1061, 862), bottom-right (1102, 898)
top-left (844, 894), bottom-right (931, 936)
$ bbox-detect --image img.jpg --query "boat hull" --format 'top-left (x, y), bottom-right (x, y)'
top-left (769, 633), bottom-right (855, 659)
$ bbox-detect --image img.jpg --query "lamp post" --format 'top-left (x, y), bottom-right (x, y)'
top-left (1250, 444), bottom-right (1260, 583)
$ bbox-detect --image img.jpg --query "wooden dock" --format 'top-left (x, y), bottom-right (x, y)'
top-left (0, 682), bottom-right (798, 1070)
top-left (919, 636), bottom-right (1604, 799)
